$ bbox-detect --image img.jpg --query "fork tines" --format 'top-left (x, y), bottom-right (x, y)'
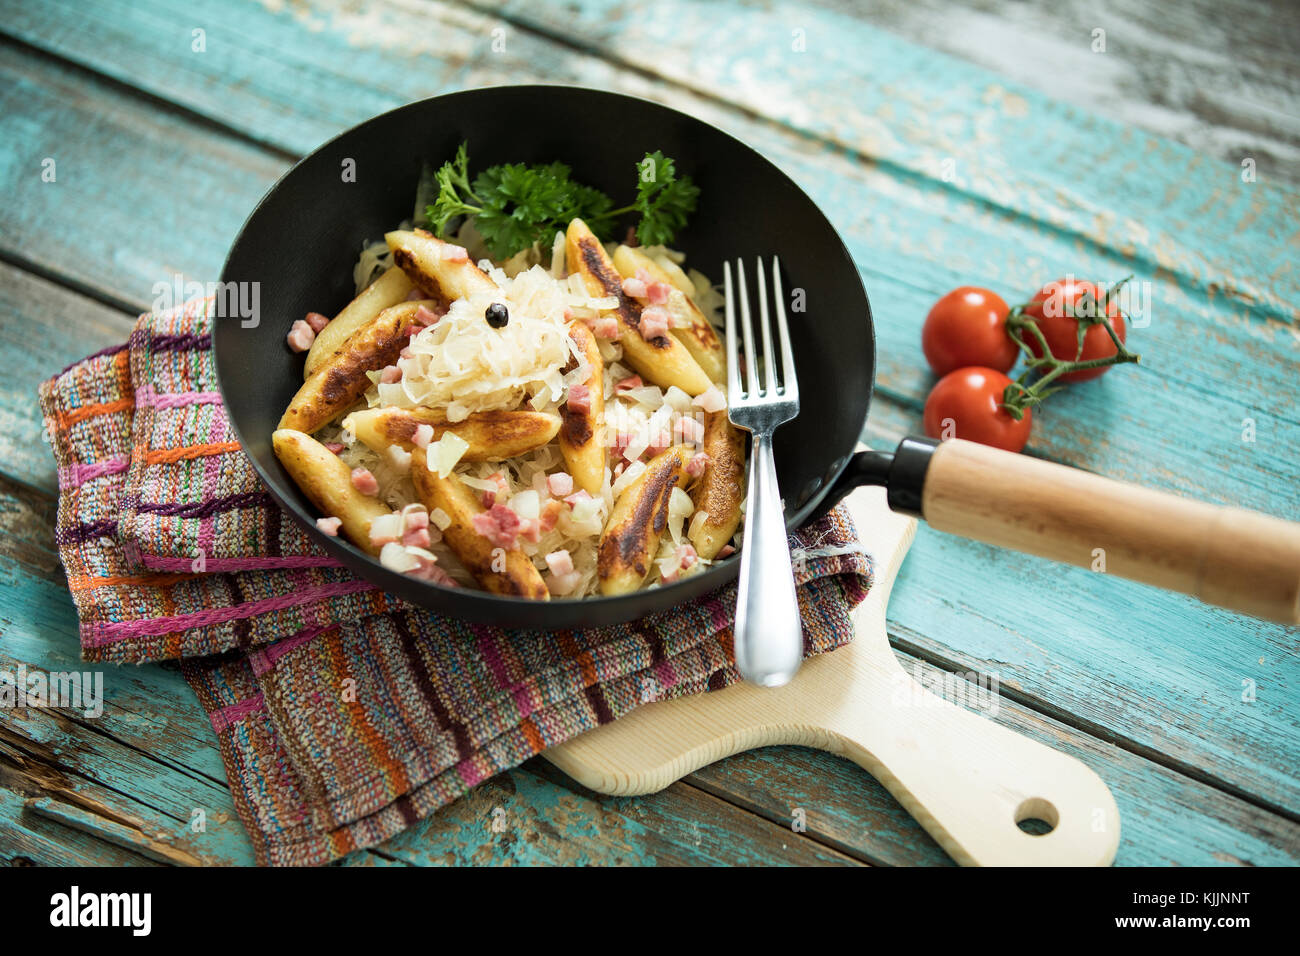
top-left (724, 257), bottom-right (799, 415)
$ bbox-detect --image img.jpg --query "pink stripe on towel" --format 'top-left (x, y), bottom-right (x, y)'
top-left (135, 385), bottom-right (225, 409)
top-left (58, 456), bottom-right (130, 491)
top-left (83, 579), bottom-right (378, 645)
top-left (209, 693), bottom-right (266, 733)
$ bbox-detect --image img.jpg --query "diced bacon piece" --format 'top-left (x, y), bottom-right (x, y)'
top-left (675, 415), bottom-right (705, 445)
top-left (471, 503), bottom-right (523, 549)
top-left (636, 268), bottom-right (653, 283)
top-left (315, 517), bottom-right (342, 536)
top-left (564, 489), bottom-right (592, 508)
top-left (614, 374), bottom-right (643, 394)
top-left (621, 276), bottom-right (648, 299)
top-left (402, 507), bottom-right (429, 532)
top-left (286, 319), bottom-right (315, 352)
top-left (645, 432), bottom-right (671, 458)
top-left (350, 467), bottom-right (378, 496)
top-left (693, 385), bottom-right (727, 414)
top-left (662, 542), bottom-right (699, 584)
top-left (440, 244), bottom-right (469, 262)
top-left (566, 383), bottom-right (592, 414)
top-left (639, 306), bottom-right (670, 340)
top-left (380, 364), bottom-right (402, 384)
top-left (402, 526), bottom-right (431, 548)
top-left (304, 311), bottom-right (330, 332)
top-left (593, 316), bottom-right (620, 339)
top-left (547, 472), bottom-right (574, 497)
top-left (540, 498), bottom-right (565, 531)
top-left (411, 556), bottom-right (458, 587)
top-left (414, 304), bottom-right (442, 326)
top-left (545, 549), bottom-right (575, 577)
top-left (718, 544), bottom-right (737, 558)
top-left (519, 517), bottom-right (542, 543)
top-left (686, 452), bottom-right (711, 477)
top-left (323, 442), bottom-right (345, 455)
top-left (678, 544), bottom-right (698, 570)
top-left (480, 471), bottom-right (509, 508)
top-left (411, 424), bottom-right (435, 449)
top-left (646, 280), bottom-right (671, 305)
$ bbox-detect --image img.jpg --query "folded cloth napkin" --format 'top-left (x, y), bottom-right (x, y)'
top-left (39, 297), bottom-right (874, 865)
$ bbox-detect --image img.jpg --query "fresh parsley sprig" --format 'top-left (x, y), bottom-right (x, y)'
top-left (424, 143), bottom-right (699, 259)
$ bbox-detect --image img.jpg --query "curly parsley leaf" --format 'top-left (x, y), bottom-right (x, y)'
top-left (631, 151), bottom-right (700, 246)
top-left (425, 142), bottom-right (483, 238)
top-left (424, 143), bottom-right (697, 259)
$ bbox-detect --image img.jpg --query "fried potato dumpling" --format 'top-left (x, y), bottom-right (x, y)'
top-left (279, 300), bottom-right (428, 433)
top-left (345, 407), bottom-right (561, 462)
top-left (688, 410), bottom-right (746, 559)
top-left (304, 265), bottom-right (414, 379)
top-left (558, 320), bottom-right (606, 495)
top-left (598, 445), bottom-right (697, 595)
top-left (612, 244), bottom-right (725, 384)
top-left (566, 219), bottom-right (712, 396)
top-left (410, 450), bottom-right (550, 600)
top-left (272, 429), bottom-right (390, 555)
top-left (386, 229), bottom-right (496, 304)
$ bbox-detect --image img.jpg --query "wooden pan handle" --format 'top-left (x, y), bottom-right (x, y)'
top-left (921, 439), bottom-right (1300, 625)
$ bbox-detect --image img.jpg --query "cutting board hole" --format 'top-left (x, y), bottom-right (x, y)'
top-left (1014, 797), bottom-right (1059, 835)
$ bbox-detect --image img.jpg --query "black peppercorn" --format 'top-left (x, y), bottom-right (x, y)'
top-left (485, 302), bottom-right (509, 328)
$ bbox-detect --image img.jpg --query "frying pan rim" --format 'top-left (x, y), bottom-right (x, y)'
top-left (214, 83), bottom-right (876, 616)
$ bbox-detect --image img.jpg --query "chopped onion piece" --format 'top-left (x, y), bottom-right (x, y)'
top-left (426, 432), bottom-right (469, 477)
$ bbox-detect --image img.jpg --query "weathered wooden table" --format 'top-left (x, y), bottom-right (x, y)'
top-left (1, 0), bottom-right (1297, 866)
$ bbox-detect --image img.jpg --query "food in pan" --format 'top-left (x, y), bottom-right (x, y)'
top-left (273, 149), bottom-right (746, 599)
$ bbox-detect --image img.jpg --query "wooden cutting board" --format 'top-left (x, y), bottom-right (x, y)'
top-left (545, 484), bottom-right (1121, 866)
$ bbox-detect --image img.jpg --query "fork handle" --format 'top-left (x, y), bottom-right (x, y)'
top-left (733, 430), bottom-right (804, 686)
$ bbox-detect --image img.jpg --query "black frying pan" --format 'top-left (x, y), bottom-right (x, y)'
top-left (217, 86), bottom-right (1300, 629)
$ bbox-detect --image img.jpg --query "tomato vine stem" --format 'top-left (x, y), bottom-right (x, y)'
top-left (997, 277), bottom-right (1141, 420)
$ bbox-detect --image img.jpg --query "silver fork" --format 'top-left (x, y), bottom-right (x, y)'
top-left (723, 257), bottom-right (802, 687)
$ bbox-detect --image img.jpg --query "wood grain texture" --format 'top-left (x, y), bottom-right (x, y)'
top-left (0, 0), bottom-right (1295, 864)
top-left (804, 0), bottom-right (1300, 187)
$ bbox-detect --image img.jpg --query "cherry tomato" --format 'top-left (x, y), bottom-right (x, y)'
top-left (921, 286), bottom-right (1016, 376)
top-left (1021, 277), bottom-right (1127, 383)
top-left (923, 367), bottom-right (1032, 453)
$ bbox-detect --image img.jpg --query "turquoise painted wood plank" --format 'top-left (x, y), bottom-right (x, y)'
top-left (0, 788), bottom-right (161, 866)
top-left (796, 0), bottom-right (1300, 187)
top-left (371, 761), bottom-right (858, 866)
top-left (0, 34), bottom-right (287, 308)
top-left (0, 2), bottom-right (1297, 821)
top-left (0, 261), bottom-right (135, 494)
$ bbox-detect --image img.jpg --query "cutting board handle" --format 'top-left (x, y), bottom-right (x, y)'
top-left (823, 662), bottom-right (1120, 866)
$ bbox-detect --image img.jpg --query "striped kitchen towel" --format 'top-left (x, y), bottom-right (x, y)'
top-left (39, 298), bottom-right (874, 865)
